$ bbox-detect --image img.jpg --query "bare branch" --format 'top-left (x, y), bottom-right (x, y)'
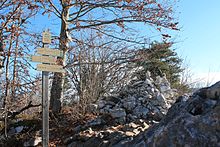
top-left (48, 0), bottom-right (62, 17)
top-left (0, 101), bottom-right (41, 121)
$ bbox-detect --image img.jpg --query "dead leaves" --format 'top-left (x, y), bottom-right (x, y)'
top-left (118, 0), bottom-right (132, 3)
top-left (125, 0), bottom-right (132, 3)
top-left (162, 34), bottom-right (171, 40)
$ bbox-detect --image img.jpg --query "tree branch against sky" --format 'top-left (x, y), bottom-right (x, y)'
top-left (0, 0), bottom-right (42, 137)
top-left (34, 0), bottom-right (179, 113)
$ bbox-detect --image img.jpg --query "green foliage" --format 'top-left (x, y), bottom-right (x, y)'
top-left (136, 41), bottom-right (183, 87)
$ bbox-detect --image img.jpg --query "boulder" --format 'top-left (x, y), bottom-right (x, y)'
top-left (23, 137), bottom-right (41, 147)
top-left (132, 106), bottom-right (149, 118)
top-left (113, 82), bottom-right (220, 147)
top-left (122, 96), bottom-right (137, 111)
top-left (196, 81), bottom-right (220, 100)
top-left (109, 108), bottom-right (126, 119)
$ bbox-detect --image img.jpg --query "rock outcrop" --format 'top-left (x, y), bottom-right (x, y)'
top-left (65, 72), bottom-right (178, 146)
top-left (88, 71), bottom-right (177, 124)
top-left (67, 81), bottom-right (220, 147)
top-left (3, 72), bottom-right (219, 147)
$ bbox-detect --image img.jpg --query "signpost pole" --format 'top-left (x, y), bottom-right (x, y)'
top-left (42, 32), bottom-right (50, 147)
top-left (30, 31), bottom-right (64, 147)
top-left (42, 70), bottom-right (49, 147)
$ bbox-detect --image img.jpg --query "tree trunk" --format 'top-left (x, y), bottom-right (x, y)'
top-left (3, 35), bottom-right (12, 108)
top-left (50, 72), bottom-right (63, 113)
top-left (0, 33), bottom-right (5, 77)
top-left (50, 3), bottom-right (69, 113)
top-left (3, 35), bottom-right (13, 138)
top-left (11, 35), bottom-right (19, 100)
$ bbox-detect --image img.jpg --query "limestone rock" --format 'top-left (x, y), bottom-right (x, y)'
top-left (86, 117), bottom-right (104, 127)
top-left (128, 122), bottom-right (139, 129)
top-left (197, 81), bottom-right (220, 100)
top-left (66, 71), bottom-right (181, 146)
top-left (98, 100), bottom-right (107, 109)
top-left (122, 96), bottom-right (136, 111)
top-left (113, 82), bottom-right (220, 147)
top-left (23, 137), bottom-right (41, 147)
top-left (133, 106), bottom-right (149, 118)
top-left (125, 131), bottom-right (135, 136)
top-left (96, 71), bottom-right (177, 124)
top-left (109, 108), bottom-right (126, 119)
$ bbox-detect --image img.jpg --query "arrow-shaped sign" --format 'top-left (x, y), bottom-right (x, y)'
top-left (37, 64), bottom-right (65, 73)
top-left (31, 55), bottom-right (57, 64)
top-left (37, 48), bottom-right (63, 57)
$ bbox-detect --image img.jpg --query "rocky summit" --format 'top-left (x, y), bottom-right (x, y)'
top-left (87, 71), bottom-right (177, 124)
top-left (66, 78), bottom-right (220, 147)
top-left (114, 84), bottom-right (220, 147)
top-left (2, 72), bottom-right (219, 147)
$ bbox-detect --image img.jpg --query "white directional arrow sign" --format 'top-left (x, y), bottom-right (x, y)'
top-left (37, 64), bottom-right (65, 73)
top-left (31, 55), bottom-right (56, 64)
top-left (37, 48), bottom-right (63, 57)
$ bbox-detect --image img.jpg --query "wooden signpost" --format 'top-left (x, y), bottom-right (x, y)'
top-left (31, 56), bottom-right (56, 64)
top-left (37, 48), bottom-right (63, 57)
top-left (42, 31), bottom-right (51, 44)
top-left (31, 31), bottom-right (64, 147)
top-left (37, 64), bottom-right (64, 73)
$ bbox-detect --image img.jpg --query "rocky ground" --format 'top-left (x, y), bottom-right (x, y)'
top-left (111, 83), bottom-right (220, 147)
top-left (86, 71), bottom-right (177, 124)
top-left (65, 75), bottom-right (220, 147)
top-left (0, 72), bottom-right (219, 147)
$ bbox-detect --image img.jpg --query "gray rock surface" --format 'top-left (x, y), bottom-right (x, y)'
top-left (109, 108), bottom-right (126, 119)
top-left (23, 137), bottom-right (42, 147)
top-left (66, 72), bottom-right (178, 146)
top-left (86, 71), bottom-right (177, 124)
top-left (111, 82), bottom-right (220, 147)
top-left (67, 81), bottom-right (220, 147)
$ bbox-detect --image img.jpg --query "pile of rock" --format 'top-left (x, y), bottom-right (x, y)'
top-left (63, 71), bottom-right (178, 146)
top-left (113, 81), bottom-right (220, 147)
top-left (67, 81), bottom-right (220, 147)
top-left (89, 71), bottom-right (177, 124)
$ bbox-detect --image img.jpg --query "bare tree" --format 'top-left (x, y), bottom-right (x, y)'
top-left (37, 0), bottom-right (179, 113)
top-left (0, 0), bottom-right (41, 137)
top-left (62, 30), bottom-right (145, 117)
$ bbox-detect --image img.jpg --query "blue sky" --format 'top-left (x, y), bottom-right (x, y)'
top-left (176, 0), bottom-right (220, 85)
top-left (30, 0), bottom-right (220, 85)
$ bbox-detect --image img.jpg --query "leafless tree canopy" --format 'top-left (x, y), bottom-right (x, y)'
top-left (0, 0), bottom-right (179, 115)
